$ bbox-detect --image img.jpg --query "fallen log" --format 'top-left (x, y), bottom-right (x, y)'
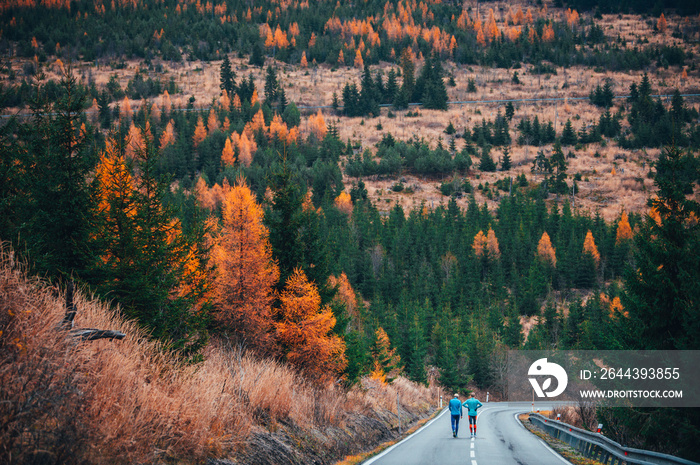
top-left (59, 281), bottom-right (126, 342)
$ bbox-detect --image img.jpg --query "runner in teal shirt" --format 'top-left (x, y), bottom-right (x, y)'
top-left (463, 393), bottom-right (483, 437)
top-left (448, 394), bottom-right (462, 437)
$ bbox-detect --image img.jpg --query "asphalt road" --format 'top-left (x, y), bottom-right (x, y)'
top-left (363, 402), bottom-right (572, 465)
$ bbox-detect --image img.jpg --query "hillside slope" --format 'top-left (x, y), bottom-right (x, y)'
top-left (0, 244), bottom-right (434, 464)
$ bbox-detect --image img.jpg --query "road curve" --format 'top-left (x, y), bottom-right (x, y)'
top-left (363, 401), bottom-right (572, 465)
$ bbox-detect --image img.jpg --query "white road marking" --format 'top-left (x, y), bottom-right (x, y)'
top-left (471, 460), bottom-right (477, 465)
top-left (362, 408), bottom-right (449, 465)
top-left (470, 450), bottom-right (475, 458)
top-left (471, 442), bottom-right (474, 449)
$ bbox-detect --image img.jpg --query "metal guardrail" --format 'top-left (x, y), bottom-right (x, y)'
top-left (529, 413), bottom-right (699, 465)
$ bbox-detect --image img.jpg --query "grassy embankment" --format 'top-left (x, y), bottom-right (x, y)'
top-left (0, 245), bottom-right (434, 464)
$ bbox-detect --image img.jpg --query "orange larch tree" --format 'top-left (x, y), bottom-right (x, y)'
top-left (122, 95), bottom-right (133, 120)
top-left (221, 137), bottom-right (236, 167)
top-left (207, 110), bottom-right (219, 134)
top-left (159, 119), bottom-right (176, 150)
top-left (582, 230), bottom-right (601, 266)
top-left (616, 212), bottom-right (633, 244)
top-left (542, 23), bottom-right (555, 42)
top-left (125, 122), bottom-right (146, 159)
top-left (300, 51), bottom-right (308, 68)
top-left (473, 230), bottom-right (487, 257)
top-left (211, 178), bottom-right (280, 348)
top-left (537, 231), bottom-right (557, 267)
top-left (354, 48), bottom-right (364, 68)
top-left (486, 227), bottom-right (501, 259)
top-left (308, 110), bottom-right (327, 140)
top-left (275, 268), bottom-right (347, 382)
top-left (371, 327), bottom-right (403, 383)
top-left (161, 90), bottom-right (172, 114)
top-left (657, 13), bottom-right (667, 33)
top-left (192, 116), bottom-right (207, 147)
top-left (334, 191), bottom-right (353, 215)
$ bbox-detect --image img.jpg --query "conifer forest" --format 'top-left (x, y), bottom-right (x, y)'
top-left (0, 0), bottom-right (699, 463)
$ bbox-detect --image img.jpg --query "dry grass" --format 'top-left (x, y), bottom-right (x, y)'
top-left (3, 7), bottom-right (698, 221)
top-left (0, 244), bottom-right (434, 464)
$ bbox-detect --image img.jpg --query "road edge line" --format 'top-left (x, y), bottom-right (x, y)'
top-left (361, 408), bottom-right (449, 465)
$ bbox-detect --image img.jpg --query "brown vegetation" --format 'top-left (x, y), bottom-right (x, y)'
top-left (0, 244), bottom-right (434, 464)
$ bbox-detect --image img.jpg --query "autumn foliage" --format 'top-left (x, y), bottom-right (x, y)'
top-left (308, 109), bottom-right (327, 140)
top-left (582, 230), bottom-right (601, 266)
top-left (211, 178), bottom-right (279, 348)
top-left (616, 212), bottom-right (633, 244)
top-left (657, 13), bottom-right (667, 33)
top-left (275, 268), bottom-right (347, 382)
top-left (537, 231), bottom-right (557, 267)
top-left (474, 228), bottom-right (500, 259)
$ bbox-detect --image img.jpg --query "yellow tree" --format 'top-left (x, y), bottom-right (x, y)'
top-left (300, 51), bottom-right (308, 68)
top-left (486, 227), bottom-right (501, 259)
top-left (211, 178), bottom-right (280, 348)
top-left (275, 268), bottom-right (347, 382)
top-left (354, 48), bottom-right (364, 68)
top-left (221, 137), bottom-right (236, 167)
top-left (582, 230), bottom-right (600, 266)
top-left (338, 49), bottom-right (345, 66)
top-left (159, 119), bottom-right (176, 150)
top-left (473, 230), bottom-right (487, 257)
top-left (537, 231), bottom-right (557, 267)
top-left (371, 327), bottom-right (403, 383)
top-left (207, 110), bottom-right (219, 134)
top-left (334, 191), bottom-right (353, 215)
top-left (657, 13), bottom-right (667, 33)
top-left (616, 212), bottom-right (633, 244)
top-left (161, 90), bottom-right (172, 114)
top-left (192, 116), bottom-right (207, 147)
top-left (125, 122), bottom-right (146, 159)
top-left (308, 110), bottom-right (327, 140)
top-left (122, 95), bottom-right (133, 120)
top-left (542, 23), bottom-right (555, 42)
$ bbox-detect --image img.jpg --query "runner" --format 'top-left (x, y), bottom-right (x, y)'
top-left (448, 393), bottom-right (463, 438)
top-left (463, 392), bottom-right (483, 437)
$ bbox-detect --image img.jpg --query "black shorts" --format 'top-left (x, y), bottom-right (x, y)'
top-left (468, 415), bottom-right (477, 425)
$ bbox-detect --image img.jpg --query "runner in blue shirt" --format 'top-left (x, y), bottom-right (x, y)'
top-left (448, 394), bottom-right (462, 438)
top-left (463, 393), bottom-right (483, 437)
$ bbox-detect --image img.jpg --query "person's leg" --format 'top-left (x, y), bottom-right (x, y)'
top-left (454, 415), bottom-right (459, 436)
top-left (451, 415), bottom-right (457, 436)
top-left (469, 415), bottom-right (477, 436)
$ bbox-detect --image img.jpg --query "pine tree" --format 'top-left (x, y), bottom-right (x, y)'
top-left (501, 146), bottom-right (512, 171)
top-left (264, 66), bottom-right (279, 106)
top-left (505, 102), bottom-right (515, 121)
top-left (561, 119), bottom-right (577, 146)
top-left (479, 146), bottom-right (497, 172)
top-left (91, 132), bottom-right (209, 354)
top-left (360, 65), bottom-right (379, 117)
top-left (421, 52), bottom-right (448, 110)
top-left (385, 68), bottom-right (399, 104)
top-left (22, 67), bottom-right (95, 278)
top-left (549, 142), bottom-right (568, 195)
top-left (399, 48), bottom-right (415, 103)
top-left (220, 54), bottom-right (236, 97)
top-left (623, 146), bottom-right (700, 349)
